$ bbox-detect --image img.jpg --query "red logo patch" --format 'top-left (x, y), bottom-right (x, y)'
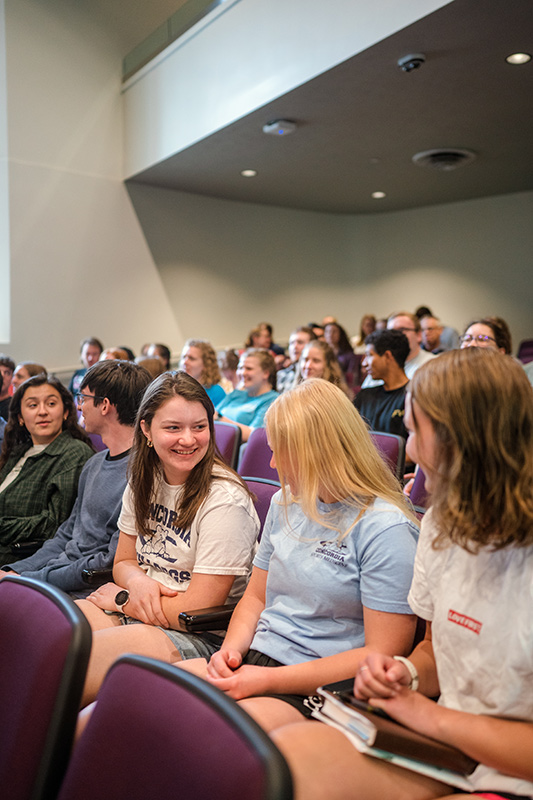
top-left (447, 609), bottom-right (482, 635)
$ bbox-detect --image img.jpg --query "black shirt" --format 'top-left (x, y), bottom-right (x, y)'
top-left (354, 384), bottom-right (408, 439)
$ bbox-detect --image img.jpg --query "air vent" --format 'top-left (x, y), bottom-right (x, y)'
top-left (412, 149), bottom-right (477, 171)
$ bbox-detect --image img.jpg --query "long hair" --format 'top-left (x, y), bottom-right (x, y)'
top-left (184, 339), bottom-right (222, 388)
top-left (357, 314), bottom-right (376, 345)
top-left (242, 348), bottom-right (277, 391)
top-left (0, 374), bottom-right (93, 470)
top-left (295, 340), bottom-right (351, 397)
top-left (410, 349), bottom-right (533, 551)
top-left (325, 322), bottom-right (353, 355)
top-left (128, 371), bottom-right (249, 537)
top-left (265, 378), bottom-right (415, 537)
top-left (463, 316), bottom-right (512, 354)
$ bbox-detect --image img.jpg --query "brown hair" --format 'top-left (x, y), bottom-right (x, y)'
top-left (295, 340), bottom-right (351, 397)
top-left (0, 374), bottom-right (93, 469)
top-left (128, 371), bottom-right (250, 537)
top-left (463, 316), bottom-right (512, 354)
top-left (241, 348), bottom-right (277, 391)
top-left (410, 348), bottom-right (533, 551)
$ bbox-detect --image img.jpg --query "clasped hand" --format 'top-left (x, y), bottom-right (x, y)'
top-left (87, 573), bottom-right (177, 628)
top-left (206, 649), bottom-right (273, 700)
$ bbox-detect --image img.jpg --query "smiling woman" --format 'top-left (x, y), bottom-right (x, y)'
top-left (75, 371), bottom-right (259, 707)
top-left (0, 375), bottom-right (94, 564)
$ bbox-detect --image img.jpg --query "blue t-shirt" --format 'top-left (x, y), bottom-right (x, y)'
top-left (251, 493), bottom-right (418, 665)
top-left (216, 389), bottom-right (279, 430)
top-left (204, 383), bottom-right (225, 407)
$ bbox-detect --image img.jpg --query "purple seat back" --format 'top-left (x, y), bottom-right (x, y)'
top-left (214, 420), bottom-right (242, 469)
top-left (409, 467), bottom-right (429, 509)
top-left (244, 477), bottom-right (281, 537)
top-left (517, 338), bottom-right (533, 364)
top-left (0, 576), bottom-right (91, 800)
top-left (57, 655), bottom-right (292, 800)
top-left (369, 431), bottom-right (406, 481)
top-left (237, 427), bottom-right (279, 481)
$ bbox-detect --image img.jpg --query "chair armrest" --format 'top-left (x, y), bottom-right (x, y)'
top-left (178, 603), bottom-right (237, 632)
top-left (81, 567), bottom-right (114, 585)
top-left (10, 541), bottom-right (43, 557)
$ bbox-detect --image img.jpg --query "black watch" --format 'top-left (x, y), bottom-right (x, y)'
top-left (114, 589), bottom-right (130, 613)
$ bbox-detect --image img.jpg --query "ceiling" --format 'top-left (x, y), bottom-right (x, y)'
top-left (124, 0), bottom-right (533, 214)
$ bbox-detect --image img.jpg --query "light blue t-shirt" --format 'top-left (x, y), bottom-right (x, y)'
top-left (205, 383), bottom-right (225, 406)
top-left (251, 493), bottom-right (419, 665)
top-left (216, 389), bottom-right (279, 430)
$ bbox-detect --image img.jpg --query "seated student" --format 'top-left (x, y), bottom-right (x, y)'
top-left (0, 361), bottom-right (152, 594)
top-left (324, 322), bottom-right (362, 389)
top-left (11, 361), bottom-right (47, 391)
top-left (68, 337), bottom-right (103, 395)
top-left (272, 349), bottom-right (533, 800)
top-left (351, 314), bottom-right (377, 354)
top-left (217, 348), bottom-right (240, 393)
top-left (245, 322), bottom-right (285, 358)
top-left (180, 339), bottom-right (226, 406)
top-left (145, 342), bottom-right (172, 371)
top-left (194, 379), bottom-right (418, 731)
top-left (0, 354), bottom-right (15, 419)
top-left (75, 371), bottom-right (259, 706)
top-left (460, 316), bottom-right (512, 354)
top-left (295, 340), bottom-right (352, 398)
top-left (215, 349), bottom-right (279, 442)
top-left (100, 347), bottom-right (130, 361)
top-left (276, 326), bottom-right (317, 394)
top-left (354, 330), bottom-right (410, 440)
top-left (0, 375), bottom-right (94, 565)
top-left (420, 315), bottom-right (446, 355)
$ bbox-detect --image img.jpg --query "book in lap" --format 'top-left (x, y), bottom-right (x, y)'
top-left (311, 685), bottom-right (478, 792)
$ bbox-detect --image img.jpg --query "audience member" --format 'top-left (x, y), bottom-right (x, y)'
top-left (0, 375), bottom-right (94, 565)
top-left (217, 348), bottom-right (240, 393)
top-left (352, 314), bottom-right (377, 353)
top-left (134, 356), bottom-right (165, 380)
top-left (0, 361), bottom-right (152, 593)
top-left (180, 339), bottom-right (226, 406)
top-left (11, 361), bottom-right (47, 391)
top-left (375, 318), bottom-right (387, 332)
top-left (415, 305), bottom-right (460, 351)
top-left (272, 349), bottom-right (533, 800)
top-left (296, 340), bottom-right (351, 398)
top-left (215, 349), bottom-right (278, 442)
top-left (146, 343), bottom-right (172, 371)
top-left (100, 347), bottom-right (130, 361)
top-left (324, 322), bottom-right (362, 389)
top-left (76, 371), bottom-right (259, 706)
top-left (0, 354), bottom-right (15, 419)
top-left (195, 379), bottom-right (417, 728)
top-left (354, 330), bottom-right (410, 439)
top-left (524, 359), bottom-right (533, 389)
top-left (307, 322), bottom-right (325, 340)
top-left (420, 315), bottom-right (446, 355)
top-left (362, 312), bottom-right (435, 388)
top-left (68, 337), bottom-right (103, 395)
top-left (276, 326), bottom-right (316, 393)
top-left (460, 315), bottom-right (512, 354)
top-left (119, 346), bottom-right (136, 361)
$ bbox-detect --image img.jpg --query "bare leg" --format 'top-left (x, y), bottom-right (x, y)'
top-left (76, 599), bottom-right (123, 631)
top-left (273, 721), bottom-right (450, 800)
top-left (174, 657), bottom-right (209, 678)
top-left (238, 696), bottom-right (306, 732)
top-left (81, 624), bottom-right (181, 707)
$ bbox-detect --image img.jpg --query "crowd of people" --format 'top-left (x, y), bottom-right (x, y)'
top-left (0, 307), bottom-right (532, 800)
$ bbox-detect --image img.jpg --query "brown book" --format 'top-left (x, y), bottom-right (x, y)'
top-left (316, 686), bottom-right (478, 777)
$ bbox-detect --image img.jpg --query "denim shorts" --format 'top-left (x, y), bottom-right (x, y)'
top-left (117, 613), bottom-right (224, 660)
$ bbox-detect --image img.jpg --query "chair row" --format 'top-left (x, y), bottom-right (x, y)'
top-left (0, 575), bottom-right (292, 800)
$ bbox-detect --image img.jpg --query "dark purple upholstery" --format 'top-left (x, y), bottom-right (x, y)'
top-left (409, 467), bottom-right (429, 510)
top-left (517, 338), bottom-right (533, 364)
top-left (214, 420), bottom-right (242, 469)
top-left (237, 427), bottom-right (279, 481)
top-left (244, 477), bottom-right (281, 537)
top-left (57, 655), bottom-right (292, 800)
top-left (369, 431), bottom-right (406, 481)
top-left (0, 576), bottom-right (91, 800)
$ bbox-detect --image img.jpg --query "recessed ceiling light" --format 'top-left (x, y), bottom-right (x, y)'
top-left (241, 169), bottom-right (257, 177)
top-left (372, 191), bottom-right (386, 199)
top-left (505, 52), bottom-right (531, 65)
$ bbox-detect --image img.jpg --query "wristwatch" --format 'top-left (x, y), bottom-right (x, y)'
top-left (114, 589), bottom-right (130, 613)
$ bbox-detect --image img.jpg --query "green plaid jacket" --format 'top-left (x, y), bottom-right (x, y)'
top-left (0, 431), bottom-right (93, 562)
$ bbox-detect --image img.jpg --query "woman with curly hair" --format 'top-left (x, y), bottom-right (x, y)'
top-left (0, 375), bottom-right (94, 564)
top-left (180, 339), bottom-right (226, 406)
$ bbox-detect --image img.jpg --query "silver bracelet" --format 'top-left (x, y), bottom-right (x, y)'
top-left (393, 656), bottom-right (419, 691)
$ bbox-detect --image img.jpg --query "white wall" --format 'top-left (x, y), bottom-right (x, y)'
top-left (1, 0), bottom-right (181, 371)
top-left (127, 182), bottom-right (533, 350)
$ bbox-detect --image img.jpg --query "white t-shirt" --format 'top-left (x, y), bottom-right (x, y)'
top-left (118, 470), bottom-right (259, 604)
top-left (0, 444), bottom-right (47, 493)
top-left (408, 510), bottom-right (533, 796)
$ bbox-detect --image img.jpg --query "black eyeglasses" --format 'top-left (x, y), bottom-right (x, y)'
top-left (460, 334), bottom-right (496, 345)
top-left (76, 392), bottom-right (106, 405)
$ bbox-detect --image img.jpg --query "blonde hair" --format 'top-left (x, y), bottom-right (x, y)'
top-left (265, 378), bottom-right (415, 537)
top-left (410, 348), bottom-right (533, 551)
top-left (184, 339), bottom-right (221, 388)
top-left (295, 340), bottom-right (351, 397)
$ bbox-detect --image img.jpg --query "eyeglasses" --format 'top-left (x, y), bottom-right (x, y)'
top-left (76, 392), bottom-right (105, 405)
top-left (460, 334), bottom-right (497, 345)
top-left (394, 327), bottom-right (416, 333)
